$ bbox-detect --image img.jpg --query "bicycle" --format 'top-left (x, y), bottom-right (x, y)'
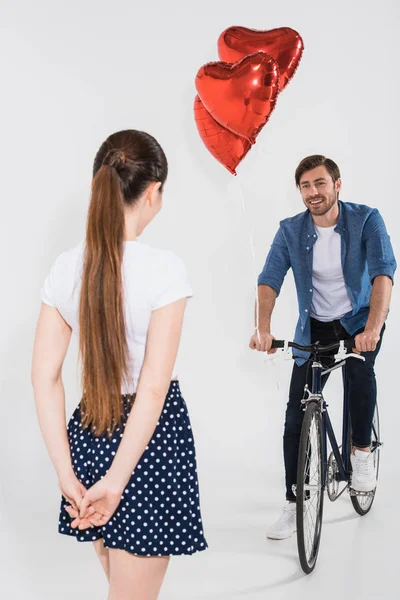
top-left (271, 338), bottom-right (382, 574)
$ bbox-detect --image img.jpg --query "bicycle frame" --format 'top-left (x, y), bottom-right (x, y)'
top-left (306, 358), bottom-right (351, 489)
top-left (302, 350), bottom-right (382, 494)
top-left (274, 337), bottom-right (382, 499)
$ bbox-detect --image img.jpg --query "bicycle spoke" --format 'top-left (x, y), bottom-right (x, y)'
top-left (301, 411), bottom-right (322, 563)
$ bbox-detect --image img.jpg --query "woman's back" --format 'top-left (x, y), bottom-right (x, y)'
top-left (41, 239), bottom-right (192, 393)
top-left (32, 129), bottom-right (207, 597)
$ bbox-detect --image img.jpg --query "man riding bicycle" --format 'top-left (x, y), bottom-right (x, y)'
top-left (250, 155), bottom-right (396, 540)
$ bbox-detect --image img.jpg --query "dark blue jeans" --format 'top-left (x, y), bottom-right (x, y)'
top-left (283, 317), bottom-right (385, 501)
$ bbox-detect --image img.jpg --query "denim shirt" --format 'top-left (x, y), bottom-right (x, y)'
top-left (258, 201), bottom-right (397, 365)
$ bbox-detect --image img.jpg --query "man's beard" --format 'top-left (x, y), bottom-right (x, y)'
top-left (305, 193), bottom-right (337, 215)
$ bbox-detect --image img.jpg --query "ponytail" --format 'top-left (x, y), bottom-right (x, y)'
top-left (79, 163), bottom-right (131, 437)
top-left (78, 130), bottom-right (168, 436)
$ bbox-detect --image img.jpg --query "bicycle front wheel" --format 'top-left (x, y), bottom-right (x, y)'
top-left (296, 401), bottom-right (325, 574)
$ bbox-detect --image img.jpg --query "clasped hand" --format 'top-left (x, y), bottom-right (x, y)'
top-left (59, 469), bottom-right (123, 530)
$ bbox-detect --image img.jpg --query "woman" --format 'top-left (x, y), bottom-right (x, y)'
top-left (31, 130), bottom-right (208, 599)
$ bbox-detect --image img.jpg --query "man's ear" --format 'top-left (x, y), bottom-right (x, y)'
top-left (335, 178), bottom-right (342, 193)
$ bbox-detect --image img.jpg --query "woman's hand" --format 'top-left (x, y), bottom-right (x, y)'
top-left (64, 504), bottom-right (97, 530)
top-left (75, 475), bottom-right (124, 529)
top-left (58, 468), bottom-right (87, 511)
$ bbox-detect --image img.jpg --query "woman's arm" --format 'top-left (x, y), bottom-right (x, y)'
top-left (31, 303), bottom-right (73, 480)
top-left (105, 298), bottom-right (187, 492)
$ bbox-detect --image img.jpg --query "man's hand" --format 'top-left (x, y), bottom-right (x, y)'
top-left (249, 330), bottom-right (277, 353)
top-left (353, 328), bottom-right (381, 354)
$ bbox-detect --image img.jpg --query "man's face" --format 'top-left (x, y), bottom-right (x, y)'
top-left (299, 165), bottom-right (341, 216)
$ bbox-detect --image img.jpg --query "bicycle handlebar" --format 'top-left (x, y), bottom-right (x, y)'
top-left (271, 339), bottom-right (356, 353)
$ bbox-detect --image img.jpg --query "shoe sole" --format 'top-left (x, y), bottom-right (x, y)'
top-left (350, 484), bottom-right (376, 493)
top-left (266, 531), bottom-right (296, 541)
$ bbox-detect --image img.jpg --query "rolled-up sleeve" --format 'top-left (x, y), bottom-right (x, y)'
top-left (364, 209), bottom-right (397, 284)
top-left (258, 226), bottom-right (291, 296)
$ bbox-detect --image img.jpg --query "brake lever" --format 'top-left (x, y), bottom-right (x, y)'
top-left (265, 341), bottom-right (292, 364)
top-left (334, 340), bottom-right (365, 362)
top-left (345, 353), bottom-right (365, 361)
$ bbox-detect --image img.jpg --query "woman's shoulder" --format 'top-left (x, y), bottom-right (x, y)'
top-left (41, 241), bottom-right (85, 307)
top-left (51, 240), bottom-right (188, 280)
top-left (44, 240), bottom-right (84, 277)
top-left (141, 245), bottom-right (192, 309)
top-left (64, 240), bottom-right (85, 260)
top-left (126, 241), bottom-right (187, 271)
top-left (52, 240), bottom-right (185, 268)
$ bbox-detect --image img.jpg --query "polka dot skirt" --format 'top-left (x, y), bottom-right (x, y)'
top-left (59, 380), bottom-right (208, 556)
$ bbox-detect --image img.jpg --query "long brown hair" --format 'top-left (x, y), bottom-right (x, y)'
top-left (79, 130), bottom-right (168, 436)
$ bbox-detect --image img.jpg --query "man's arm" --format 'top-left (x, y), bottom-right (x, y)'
top-left (249, 285), bottom-right (278, 352)
top-left (256, 284), bottom-right (277, 333)
top-left (356, 209), bottom-right (397, 352)
top-left (366, 275), bottom-right (393, 332)
top-left (250, 226), bottom-right (290, 352)
top-left (355, 275), bottom-right (393, 352)
top-left (363, 208), bottom-right (396, 284)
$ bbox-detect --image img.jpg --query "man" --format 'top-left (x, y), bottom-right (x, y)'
top-left (250, 155), bottom-right (396, 540)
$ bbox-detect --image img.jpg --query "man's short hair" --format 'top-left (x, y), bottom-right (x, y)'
top-left (295, 155), bottom-right (341, 188)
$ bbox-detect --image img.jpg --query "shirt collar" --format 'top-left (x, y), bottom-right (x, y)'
top-left (305, 200), bottom-right (346, 236)
top-left (335, 200), bottom-right (346, 234)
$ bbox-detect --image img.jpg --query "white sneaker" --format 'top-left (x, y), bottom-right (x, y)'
top-left (350, 449), bottom-right (377, 492)
top-left (266, 503), bottom-right (297, 540)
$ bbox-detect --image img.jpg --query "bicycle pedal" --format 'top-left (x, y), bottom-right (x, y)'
top-left (348, 487), bottom-right (375, 498)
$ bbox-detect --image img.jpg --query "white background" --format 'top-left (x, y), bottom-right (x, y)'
top-left (1, 0), bottom-right (399, 598)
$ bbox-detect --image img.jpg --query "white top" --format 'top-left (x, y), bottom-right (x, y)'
top-left (310, 225), bottom-right (353, 322)
top-left (41, 240), bottom-right (193, 393)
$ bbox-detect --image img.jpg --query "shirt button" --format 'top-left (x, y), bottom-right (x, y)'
top-left (313, 234), bottom-right (317, 238)
top-left (305, 309), bottom-right (308, 312)
top-left (306, 246), bottom-right (309, 250)
top-left (309, 288), bottom-right (312, 292)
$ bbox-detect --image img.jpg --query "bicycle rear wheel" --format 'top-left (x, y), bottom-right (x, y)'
top-left (349, 404), bottom-right (381, 516)
top-left (296, 401), bottom-right (325, 574)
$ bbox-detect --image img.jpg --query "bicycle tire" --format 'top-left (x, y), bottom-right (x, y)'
top-left (296, 401), bottom-right (325, 574)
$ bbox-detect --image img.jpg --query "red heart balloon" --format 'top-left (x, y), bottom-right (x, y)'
top-left (193, 95), bottom-right (251, 175)
top-left (195, 52), bottom-right (280, 144)
top-left (218, 26), bottom-right (304, 92)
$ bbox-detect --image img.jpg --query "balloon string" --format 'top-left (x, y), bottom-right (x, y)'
top-left (236, 177), bottom-right (281, 391)
top-left (236, 180), bottom-right (260, 343)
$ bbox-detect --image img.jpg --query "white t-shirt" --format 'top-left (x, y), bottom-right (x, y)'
top-left (41, 240), bottom-right (193, 393)
top-left (310, 225), bottom-right (353, 322)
